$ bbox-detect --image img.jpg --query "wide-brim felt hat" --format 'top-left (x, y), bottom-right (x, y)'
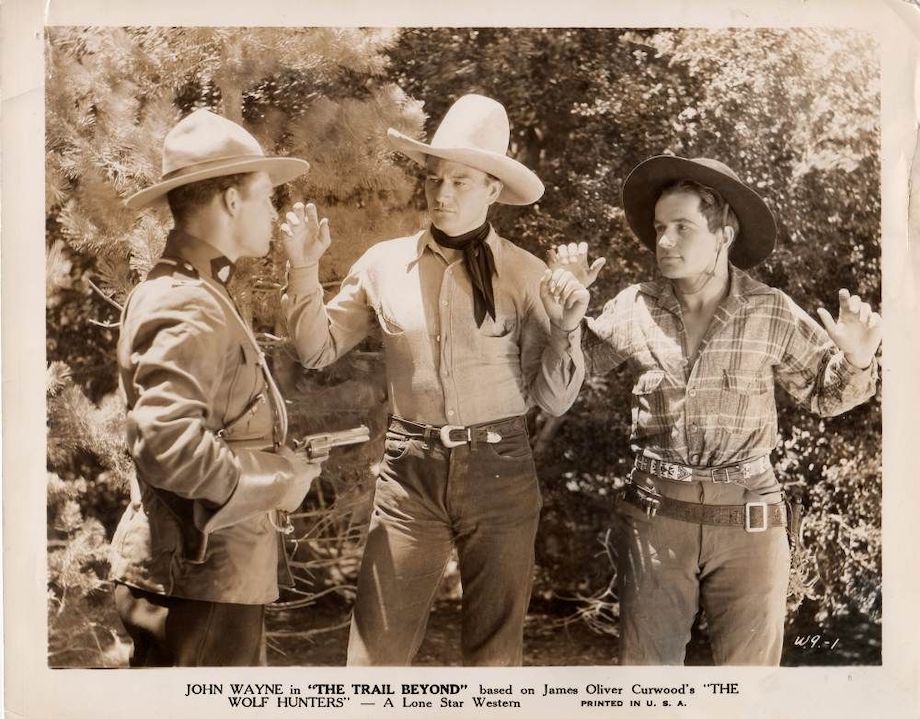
top-left (387, 94), bottom-right (545, 206)
top-left (622, 155), bottom-right (777, 269)
top-left (125, 109), bottom-right (310, 210)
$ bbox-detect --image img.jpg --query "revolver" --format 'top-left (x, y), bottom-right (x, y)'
top-left (294, 425), bottom-right (371, 461)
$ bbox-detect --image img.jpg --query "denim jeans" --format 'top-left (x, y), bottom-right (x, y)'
top-left (346, 416), bottom-right (542, 666)
top-left (614, 467), bottom-right (790, 665)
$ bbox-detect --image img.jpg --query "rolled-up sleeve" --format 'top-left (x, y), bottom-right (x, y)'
top-left (583, 290), bottom-right (633, 376)
top-left (775, 292), bottom-right (879, 416)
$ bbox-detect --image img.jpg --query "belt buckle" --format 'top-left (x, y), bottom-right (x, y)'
top-left (439, 424), bottom-right (470, 449)
top-left (711, 467), bottom-right (733, 483)
top-left (632, 486), bottom-right (661, 517)
top-left (744, 502), bottom-right (768, 532)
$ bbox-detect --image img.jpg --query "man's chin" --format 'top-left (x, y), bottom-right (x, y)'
top-left (657, 260), bottom-right (684, 278)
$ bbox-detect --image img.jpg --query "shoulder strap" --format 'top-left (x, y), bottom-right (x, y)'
top-left (192, 275), bottom-right (289, 447)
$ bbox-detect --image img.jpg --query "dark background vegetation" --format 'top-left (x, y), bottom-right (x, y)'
top-left (45, 27), bottom-right (880, 666)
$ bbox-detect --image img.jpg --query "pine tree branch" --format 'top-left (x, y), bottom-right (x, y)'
top-left (88, 319), bottom-right (121, 329)
top-left (87, 278), bottom-right (124, 312)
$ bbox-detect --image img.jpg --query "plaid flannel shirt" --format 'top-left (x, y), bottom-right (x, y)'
top-left (584, 267), bottom-right (878, 466)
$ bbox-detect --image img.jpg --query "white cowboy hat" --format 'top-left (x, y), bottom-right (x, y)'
top-left (387, 94), bottom-right (544, 206)
top-left (125, 109), bottom-right (310, 210)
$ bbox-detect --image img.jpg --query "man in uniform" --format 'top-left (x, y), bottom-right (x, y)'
top-left (278, 94), bottom-right (588, 665)
top-left (551, 155), bottom-right (881, 665)
top-left (109, 109), bottom-right (322, 666)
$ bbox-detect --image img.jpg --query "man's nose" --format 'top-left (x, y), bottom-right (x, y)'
top-left (435, 182), bottom-right (454, 203)
top-left (658, 231), bottom-right (676, 249)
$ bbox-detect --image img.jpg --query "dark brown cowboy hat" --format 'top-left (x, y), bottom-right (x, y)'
top-left (622, 155), bottom-right (777, 269)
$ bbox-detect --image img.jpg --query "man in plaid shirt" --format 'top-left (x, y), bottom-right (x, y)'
top-left (551, 155), bottom-right (881, 665)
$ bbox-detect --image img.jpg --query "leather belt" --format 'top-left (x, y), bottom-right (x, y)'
top-left (634, 453), bottom-right (772, 483)
top-left (388, 415), bottom-right (526, 448)
top-left (621, 483), bottom-right (786, 532)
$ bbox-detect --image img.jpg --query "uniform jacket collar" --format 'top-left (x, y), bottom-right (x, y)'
top-left (163, 229), bottom-right (236, 284)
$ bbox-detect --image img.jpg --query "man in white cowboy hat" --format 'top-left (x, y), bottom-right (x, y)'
top-left (550, 155), bottom-right (881, 665)
top-left (279, 94), bottom-right (589, 665)
top-left (109, 109), bottom-right (324, 666)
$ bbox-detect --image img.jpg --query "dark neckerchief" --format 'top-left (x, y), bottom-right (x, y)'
top-left (430, 221), bottom-right (496, 327)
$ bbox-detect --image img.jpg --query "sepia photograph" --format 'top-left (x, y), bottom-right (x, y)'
top-left (44, 24), bottom-right (882, 670)
top-left (4, 0), bottom-right (919, 717)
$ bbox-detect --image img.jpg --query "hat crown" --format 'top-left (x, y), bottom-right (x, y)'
top-left (161, 109), bottom-right (265, 177)
top-left (689, 157), bottom-right (742, 184)
top-left (429, 94), bottom-right (510, 155)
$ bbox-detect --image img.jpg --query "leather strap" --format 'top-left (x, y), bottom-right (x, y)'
top-left (634, 453), bottom-right (772, 483)
top-left (388, 415), bottom-right (527, 447)
top-left (622, 483), bottom-right (787, 531)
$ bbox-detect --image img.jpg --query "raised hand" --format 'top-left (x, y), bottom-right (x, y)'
top-left (816, 289), bottom-right (882, 369)
top-left (539, 268), bottom-right (590, 332)
top-left (547, 241), bottom-right (606, 288)
top-left (279, 201), bottom-right (332, 268)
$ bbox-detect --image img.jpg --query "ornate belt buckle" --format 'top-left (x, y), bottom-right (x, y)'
top-left (744, 502), bottom-right (768, 532)
top-left (439, 425), bottom-right (470, 448)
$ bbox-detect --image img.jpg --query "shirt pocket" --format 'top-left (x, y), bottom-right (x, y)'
top-left (477, 315), bottom-right (516, 339)
top-left (718, 369), bottom-right (770, 433)
top-left (630, 368), bottom-right (666, 434)
top-left (473, 315), bottom-right (519, 362)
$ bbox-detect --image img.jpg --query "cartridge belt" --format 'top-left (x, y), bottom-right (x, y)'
top-left (621, 482), bottom-right (787, 533)
top-left (634, 453), bottom-right (772, 483)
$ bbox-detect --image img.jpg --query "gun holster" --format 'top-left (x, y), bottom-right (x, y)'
top-left (783, 487), bottom-right (806, 557)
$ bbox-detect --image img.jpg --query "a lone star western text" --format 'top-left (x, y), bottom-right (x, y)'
top-left (184, 681), bottom-right (743, 710)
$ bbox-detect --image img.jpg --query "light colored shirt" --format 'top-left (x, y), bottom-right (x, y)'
top-left (283, 228), bottom-right (585, 426)
top-left (584, 266), bottom-right (878, 466)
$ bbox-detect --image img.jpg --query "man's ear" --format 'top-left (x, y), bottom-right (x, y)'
top-left (486, 177), bottom-right (504, 205)
top-left (721, 225), bottom-right (736, 248)
top-left (220, 186), bottom-right (242, 217)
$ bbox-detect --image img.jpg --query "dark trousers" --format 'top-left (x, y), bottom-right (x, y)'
top-left (346, 419), bottom-right (542, 666)
top-left (614, 468), bottom-right (790, 665)
top-left (114, 583), bottom-right (266, 666)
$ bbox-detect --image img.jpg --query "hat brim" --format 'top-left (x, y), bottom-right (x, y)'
top-left (125, 156), bottom-right (310, 210)
top-left (387, 129), bottom-right (544, 206)
top-left (622, 155), bottom-right (777, 269)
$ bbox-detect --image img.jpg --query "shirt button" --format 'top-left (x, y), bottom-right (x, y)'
top-left (689, 389), bottom-right (697, 397)
top-left (691, 454), bottom-right (700, 464)
top-left (441, 300), bottom-right (448, 307)
top-left (447, 410), bottom-right (455, 417)
top-left (436, 335), bottom-right (441, 343)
